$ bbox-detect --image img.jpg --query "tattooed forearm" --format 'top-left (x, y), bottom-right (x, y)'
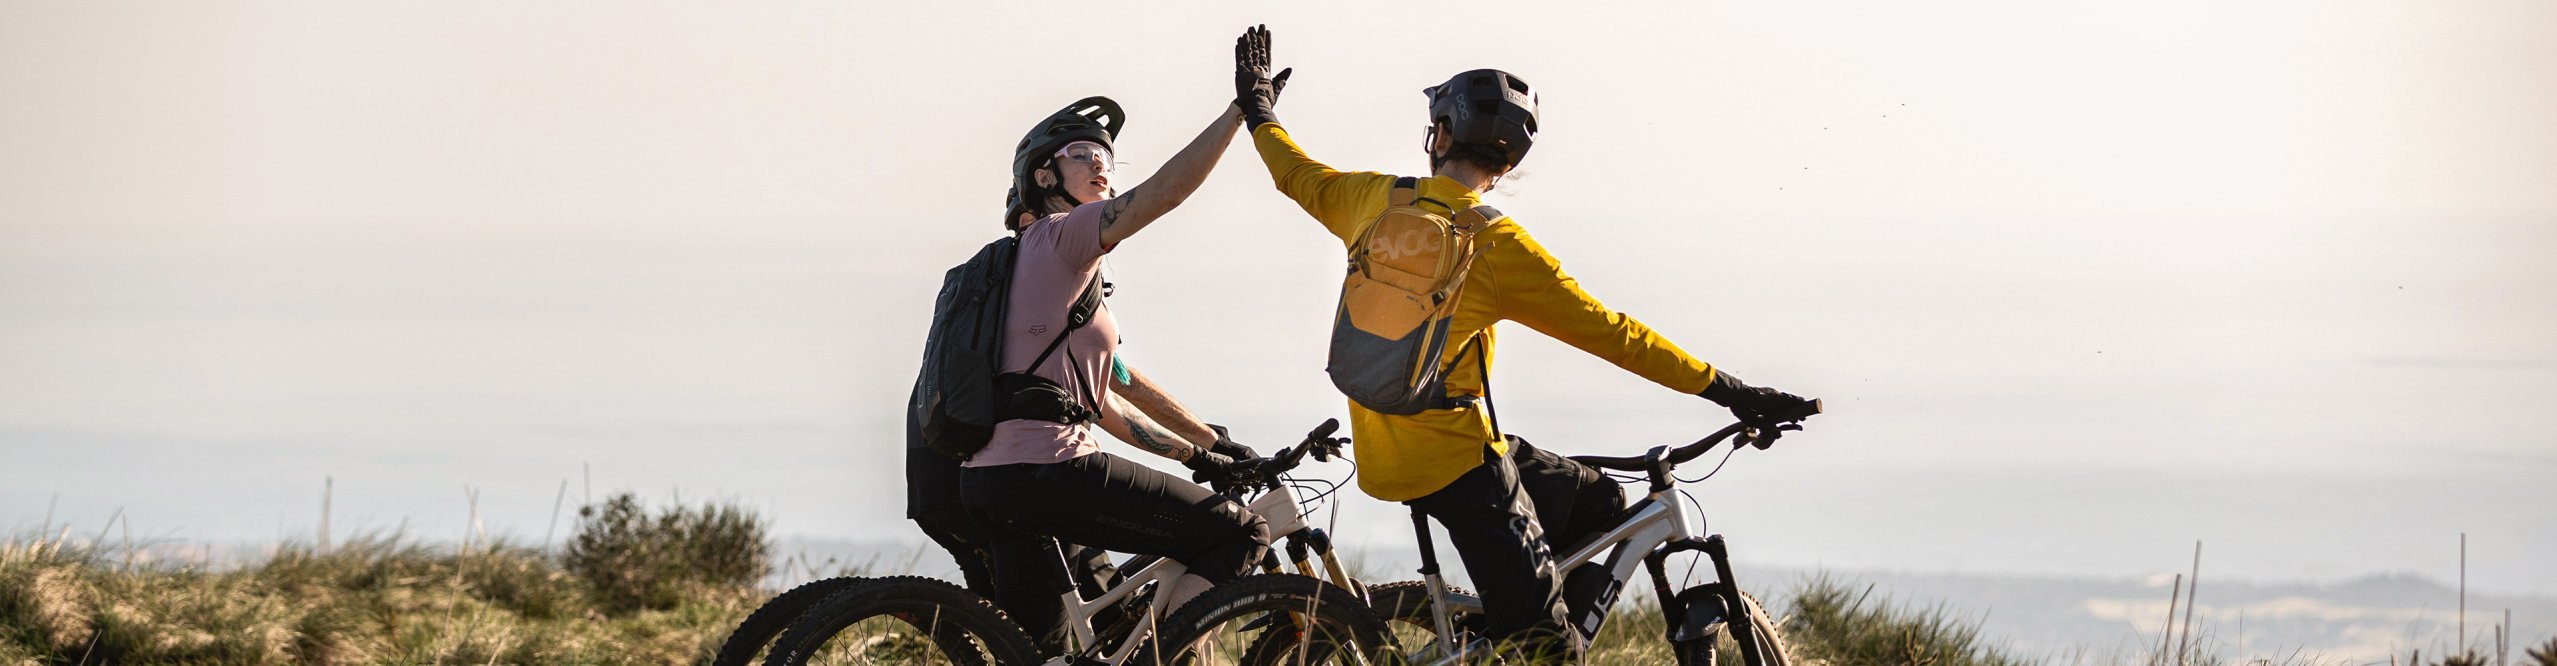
top-left (1112, 364), bottom-right (1219, 449)
top-left (1125, 419), bottom-right (1187, 459)
top-left (1102, 392), bottom-right (1195, 462)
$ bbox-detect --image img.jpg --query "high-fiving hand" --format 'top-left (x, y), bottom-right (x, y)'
top-left (1234, 24), bottom-right (1291, 128)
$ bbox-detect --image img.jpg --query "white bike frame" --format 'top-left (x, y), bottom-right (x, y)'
top-left (1411, 476), bottom-right (1698, 664)
top-left (1043, 478), bottom-right (1347, 666)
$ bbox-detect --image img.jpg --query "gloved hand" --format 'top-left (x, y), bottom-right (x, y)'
top-left (1183, 448), bottom-right (1245, 487)
top-left (1233, 25), bottom-right (1291, 128)
top-left (1698, 371), bottom-right (1815, 426)
top-left (1206, 424), bottom-right (1258, 461)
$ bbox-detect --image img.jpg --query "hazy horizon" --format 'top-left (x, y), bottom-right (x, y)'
top-left (5, 0), bottom-right (2553, 605)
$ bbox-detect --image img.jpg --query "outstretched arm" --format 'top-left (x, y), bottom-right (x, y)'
top-left (1097, 104), bottom-right (1244, 248)
top-left (1493, 229), bottom-right (1718, 394)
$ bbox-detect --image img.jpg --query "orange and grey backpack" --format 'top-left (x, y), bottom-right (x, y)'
top-left (1328, 176), bottom-right (1505, 415)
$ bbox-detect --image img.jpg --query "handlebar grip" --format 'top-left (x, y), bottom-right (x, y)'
top-left (1307, 418), bottom-right (1340, 441)
top-left (1768, 398), bottom-right (1823, 423)
top-left (1265, 418), bottom-right (1347, 477)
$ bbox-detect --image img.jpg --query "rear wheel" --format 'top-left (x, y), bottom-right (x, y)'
top-left (714, 577), bottom-right (870, 666)
top-left (762, 575), bottom-right (1040, 666)
top-left (1154, 574), bottom-right (1391, 665)
top-left (1359, 580), bottom-right (1485, 661)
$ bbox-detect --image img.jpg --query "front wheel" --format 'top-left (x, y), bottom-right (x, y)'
top-left (1155, 574), bottom-right (1391, 665)
top-left (762, 575), bottom-right (1040, 666)
top-left (1675, 587), bottom-right (1790, 666)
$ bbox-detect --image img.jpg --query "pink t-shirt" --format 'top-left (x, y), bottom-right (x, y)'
top-left (965, 201), bottom-right (1120, 468)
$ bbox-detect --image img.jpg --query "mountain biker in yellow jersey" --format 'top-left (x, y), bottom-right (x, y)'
top-left (958, 93), bottom-right (1281, 656)
top-left (1228, 26), bottom-right (1816, 660)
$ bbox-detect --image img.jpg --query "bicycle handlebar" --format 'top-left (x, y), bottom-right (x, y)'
top-left (1255, 418), bottom-right (1344, 481)
top-left (1201, 418), bottom-right (1345, 493)
top-left (1572, 399), bottom-right (1824, 475)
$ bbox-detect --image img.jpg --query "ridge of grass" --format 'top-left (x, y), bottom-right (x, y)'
top-left (10, 508), bottom-right (2546, 665)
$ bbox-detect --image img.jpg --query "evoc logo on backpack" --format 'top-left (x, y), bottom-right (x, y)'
top-left (1369, 228), bottom-right (1444, 263)
top-left (1326, 176), bottom-right (1503, 415)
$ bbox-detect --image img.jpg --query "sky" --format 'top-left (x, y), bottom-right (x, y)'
top-left (3, 0), bottom-right (2553, 597)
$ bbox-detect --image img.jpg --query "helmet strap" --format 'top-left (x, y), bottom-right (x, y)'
top-left (1027, 161), bottom-right (1085, 217)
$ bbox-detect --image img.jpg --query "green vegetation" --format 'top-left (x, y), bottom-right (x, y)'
top-left (564, 493), bottom-right (771, 615)
top-left (1781, 576), bottom-right (2029, 666)
top-left (4, 504), bottom-right (2543, 665)
top-left (0, 493), bottom-right (771, 665)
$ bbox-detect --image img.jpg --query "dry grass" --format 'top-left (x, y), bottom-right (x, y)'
top-left (16, 505), bottom-right (2533, 665)
top-left (1, 493), bottom-right (771, 665)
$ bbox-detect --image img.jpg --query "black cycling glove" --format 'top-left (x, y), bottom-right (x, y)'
top-left (1206, 424), bottom-right (1258, 461)
top-left (1233, 25), bottom-right (1291, 128)
top-left (1699, 370), bottom-right (1814, 425)
top-left (1183, 448), bottom-right (1243, 486)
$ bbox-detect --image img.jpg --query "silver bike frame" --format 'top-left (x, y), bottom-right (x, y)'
top-left (1415, 482), bottom-right (1695, 664)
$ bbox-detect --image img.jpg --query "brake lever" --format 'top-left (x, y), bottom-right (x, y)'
top-left (1738, 422), bottom-right (1805, 450)
top-left (1311, 436), bottom-right (1344, 462)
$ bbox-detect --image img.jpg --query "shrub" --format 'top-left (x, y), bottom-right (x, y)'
top-left (1782, 575), bottom-right (2030, 666)
top-left (561, 493), bottom-right (770, 615)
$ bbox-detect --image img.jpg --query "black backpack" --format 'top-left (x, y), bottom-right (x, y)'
top-left (915, 236), bottom-right (1104, 461)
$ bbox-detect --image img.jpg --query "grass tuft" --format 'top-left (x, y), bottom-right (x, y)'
top-left (1, 493), bottom-right (772, 665)
top-left (1781, 574), bottom-right (2032, 666)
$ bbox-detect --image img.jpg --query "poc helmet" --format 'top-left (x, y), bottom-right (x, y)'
top-left (1423, 69), bottom-right (1540, 170)
top-left (1011, 96), bottom-right (1126, 216)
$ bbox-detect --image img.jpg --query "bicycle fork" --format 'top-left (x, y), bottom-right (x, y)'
top-left (1645, 534), bottom-right (1772, 663)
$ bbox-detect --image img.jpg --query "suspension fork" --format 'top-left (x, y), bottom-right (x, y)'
top-left (1700, 535), bottom-right (1773, 664)
top-left (1306, 528), bottom-right (1367, 599)
top-left (1644, 547), bottom-right (1684, 643)
top-left (1644, 535), bottom-right (1771, 663)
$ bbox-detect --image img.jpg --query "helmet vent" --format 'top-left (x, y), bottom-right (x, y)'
top-left (1507, 76), bottom-right (1531, 94)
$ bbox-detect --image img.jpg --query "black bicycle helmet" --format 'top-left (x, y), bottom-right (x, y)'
top-left (1011, 96), bottom-right (1126, 215)
top-left (1423, 69), bottom-right (1539, 169)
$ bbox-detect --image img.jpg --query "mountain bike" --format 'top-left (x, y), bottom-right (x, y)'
top-left (758, 420), bottom-right (1391, 666)
top-left (1249, 401), bottom-right (1823, 665)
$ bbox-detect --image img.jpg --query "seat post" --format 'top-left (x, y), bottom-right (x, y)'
top-left (1410, 506), bottom-right (1440, 577)
top-left (1411, 505), bottom-right (1467, 658)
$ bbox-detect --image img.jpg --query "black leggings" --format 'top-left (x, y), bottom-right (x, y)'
top-left (1406, 436), bottom-right (1624, 659)
top-left (961, 451), bottom-right (1272, 648)
top-left (911, 505), bottom-right (1120, 603)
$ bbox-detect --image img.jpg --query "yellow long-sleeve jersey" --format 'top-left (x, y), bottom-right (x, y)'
top-left (1252, 123), bottom-right (1723, 501)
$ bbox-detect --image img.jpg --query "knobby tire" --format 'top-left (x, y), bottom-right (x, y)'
top-left (762, 575), bottom-right (1039, 666)
top-left (1156, 574), bottom-right (1392, 665)
top-left (713, 576), bottom-right (870, 666)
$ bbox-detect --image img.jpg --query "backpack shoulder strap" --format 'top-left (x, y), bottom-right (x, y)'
top-left (1456, 204), bottom-right (1505, 231)
top-left (1390, 176), bottom-right (1418, 206)
top-left (1018, 272), bottom-right (1105, 375)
